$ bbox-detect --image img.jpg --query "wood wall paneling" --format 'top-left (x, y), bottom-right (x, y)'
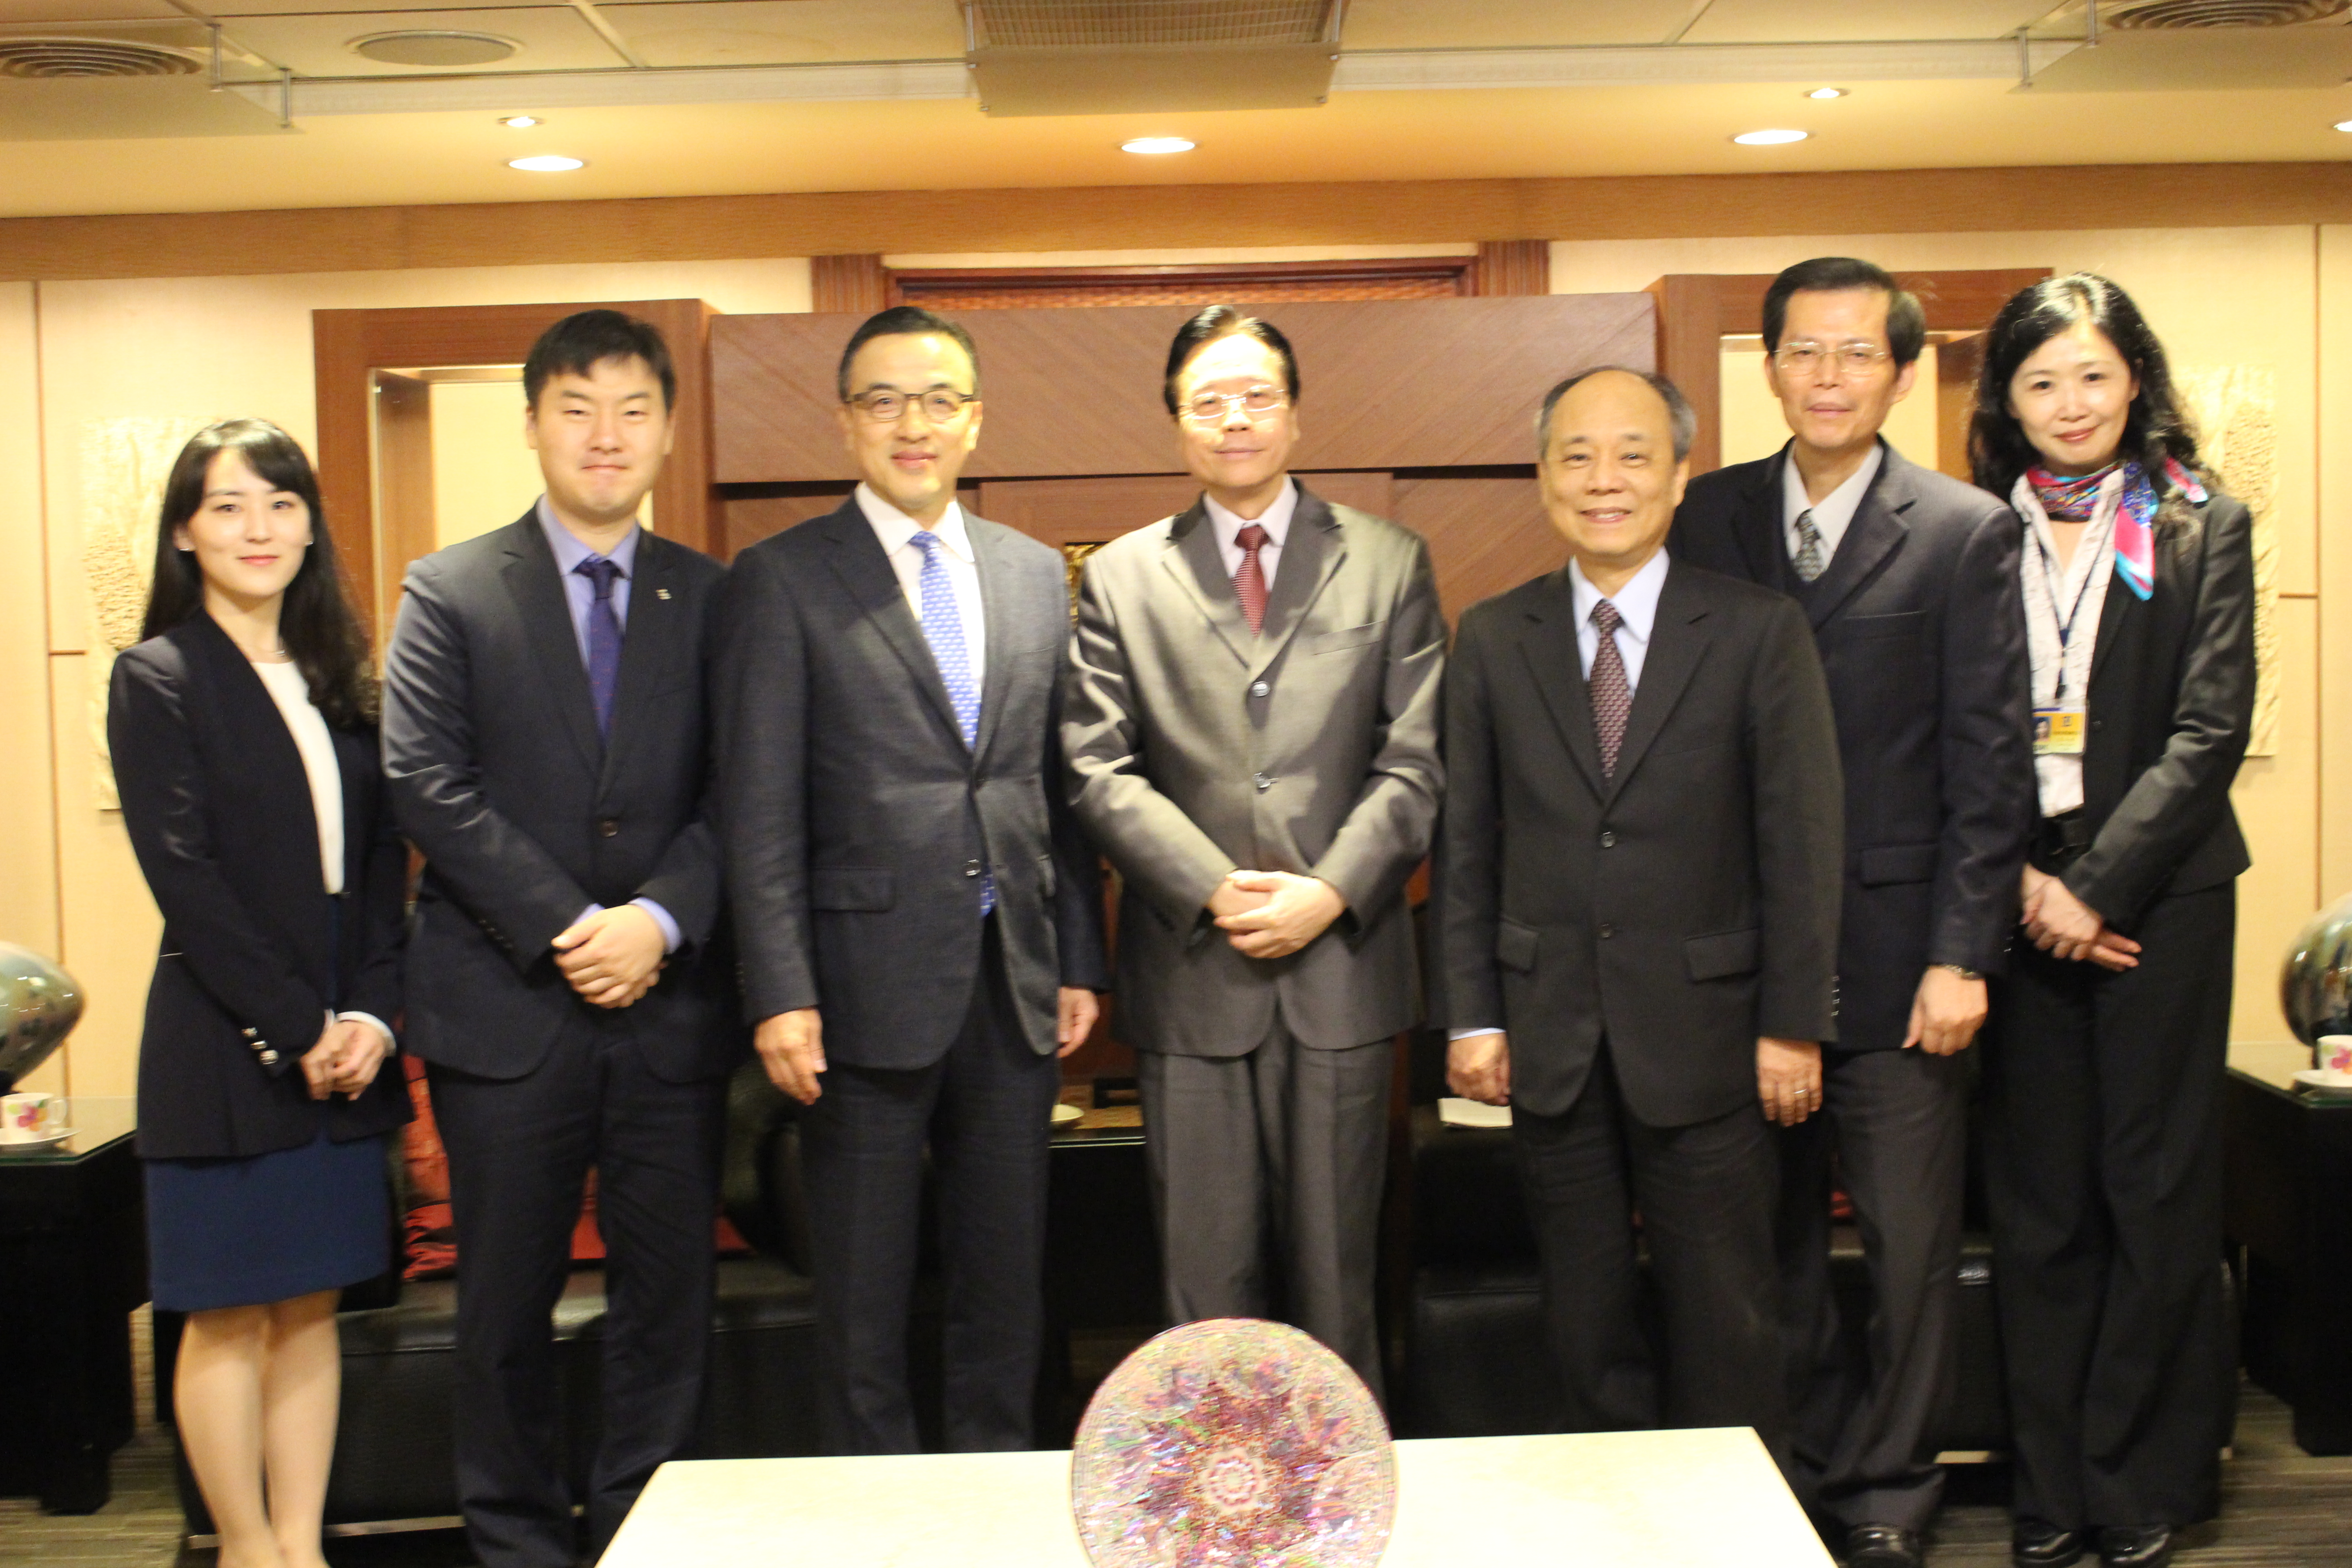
top-left (810, 254), bottom-right (890, 315)
top-left (1393, 470), bottom-right (1557, 622)
top-left (10, 165), bottom-right (2352, 283)
top-left (370, 372), bottom-right (435, 635)
top-left (1474, 240), bottom-right (1550, 298)
top-left (714, 294), bottom-right (1653, 483)
top-left (892, 256), bottom-right (1473, 311)
top-left (1935, 332), bottom-right (1987, 485)
top-left (976, 471), bottom-right (1395, 549)
top-left (719, 483), bottom-right (981, 559)
top-left (313, 298), bottom-right (719, 636)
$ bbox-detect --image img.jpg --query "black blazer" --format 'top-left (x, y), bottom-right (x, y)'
top-left (713, 497), bottom-right (1109, 1070)
top-left (382, 512), bottom-right (741, 1083)
top-left (1437, 558), bottom-right (1845, 1127)
top-left (1671, 442), bottom-right (2035, 1052)
top-left (2061, 487), bottom-right (2257, 929)
top-left (110, 613), bottom-right (410, 1160)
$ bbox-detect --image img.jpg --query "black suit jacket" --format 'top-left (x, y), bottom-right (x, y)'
top-left (2063, 487), bottom-right (2257, 928)
top-left (382, 512), bottom-right (741, 1083)
top-left (1438, 558), bottom-right (1845, 1126)
top-left (111, 613), bottom-right (410, 1160)
top-left (713, 497), bottom-right (1109, 1069)
top-left (1671, 442), bottom-right (2035, 1051)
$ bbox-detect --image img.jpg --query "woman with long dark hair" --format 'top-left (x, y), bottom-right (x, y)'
top-left (1971, 276), bottom-right (2255, 1568)
top-left (110, 419), bottom-right (409, 1568)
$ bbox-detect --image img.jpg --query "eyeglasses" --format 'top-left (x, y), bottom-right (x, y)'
top-left (1180, 385), bottom-right (1288, 425)
top-left (1770, 342), bottom-right (1893, 377)
top-left (847, 390), bottom-right (978, 423)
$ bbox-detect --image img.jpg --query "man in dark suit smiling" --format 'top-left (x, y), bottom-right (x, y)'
top-left (383, 311), bottom-right (740, 1568)
top-left (1440, 366), bottom-right (1842, 1462)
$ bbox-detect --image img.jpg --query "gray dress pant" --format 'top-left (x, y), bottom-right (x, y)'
top-left (1777, 1043), bottom-right (1970, 1532)
top-left (1137, 1019), bottom-right (1392, 1397)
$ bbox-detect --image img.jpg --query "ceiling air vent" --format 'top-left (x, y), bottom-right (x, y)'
top-left (964, 0), bottom-right (1343, 116)
top-left (0, 37), bottom-right (201, 78)
top-left (2107, 0), bottom-right (2347, 24)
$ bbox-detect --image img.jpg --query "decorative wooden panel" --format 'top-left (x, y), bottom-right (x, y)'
top-left (713, 293), bottom-right (1654, 485)
top-left (1474, 240), bottom-right (1550, 298)
top-left (811, 254), bottom-right (889, 315)
top-left (1393, 470), bottom-right (1559, 624)
top-left (893, 257), bottom-right (1472, 311)
top-left (1936, 332), bottom-right (1989, 485)
top-left (975, 470), bottom-right (1393, 549)
top-left (720, 482), bottom-right (980, 559)
top-left (370, 372), bottom-right (435, 637)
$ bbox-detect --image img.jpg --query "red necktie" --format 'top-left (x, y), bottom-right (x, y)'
top-left (1235, 524), bottom-right (1269, 635)
top-left (1589, 598), bottom-right (1631, 779)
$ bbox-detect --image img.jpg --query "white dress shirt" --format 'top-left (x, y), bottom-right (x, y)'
top-left (1781, 441), bottom-right (1885, 568)
top-left (1451, 547), bottom-right (1672, 1045)
top-left (857, 482), bottom-right (987, 686)
top-left (2012, 471), bottom-right (2122, 819)
top-left (1205, 478), bottom-right (1299, 593)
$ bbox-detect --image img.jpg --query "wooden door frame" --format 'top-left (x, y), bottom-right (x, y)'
top-left (1644, 268), bottom-right (2050, 476)
top-left (312, 298), bottom-right (719, 640)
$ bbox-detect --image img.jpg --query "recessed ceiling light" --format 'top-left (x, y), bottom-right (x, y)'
top-left (1807, 87), bottom-right (1847, 99)
top-left (1732, 128), bottom-right (1809, 146)
top-left (349, 29), bottom-right (518, 67)
top-left (1121, 136), bottom-right (1195, 155)
top-left (498, 114), bottom-right (540, 128)
top-left (508, 154), bottom-right (584, 172)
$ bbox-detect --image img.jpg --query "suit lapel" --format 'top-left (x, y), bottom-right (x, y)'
top-left (1160, 500), bottom-right (1253, 670)
top-left (1732, 447), bottom-right (1792, 587)
top-left (2088, 551), bottom-right (2141, 686)
top-left (1603, 562), bottom-right (1710, 805)
top-left (1799, 451), bottom-right (1910, 627)
top-left (1515, 570), bottom-right (1605, 799)
top-left (1247, 485), bottom-right (1346, 683)
top-left (821, 501), bottom-right (967, 749)
top-left (501, 516), bottom-right (605, 778)
top-left (968, 517), bottom-right (1015, 767)
top-left (597, 532), bottom-right (677, 791)
top-left (190, 612), bottom-right (322, 864)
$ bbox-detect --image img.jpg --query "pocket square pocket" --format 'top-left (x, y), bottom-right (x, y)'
top-left (1496, 918), bottom-right (1539, 974)
top-left (1308, 621), bottom-right (1385, 654)
top-left (1684, 927), bottom-right (1760, 982)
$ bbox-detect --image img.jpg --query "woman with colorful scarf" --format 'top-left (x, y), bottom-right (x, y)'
top-left (1969, 274), bottom-right (2256, 1568)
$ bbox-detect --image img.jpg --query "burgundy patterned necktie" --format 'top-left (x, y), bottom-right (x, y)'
top-left (1234, 524), bottom-right (1270, 635)
top-left (1589, 598), bottom-right (1631, 779)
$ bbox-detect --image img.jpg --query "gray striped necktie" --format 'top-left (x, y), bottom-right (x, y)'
top-left (1791, 509), bottom-right (1827, 583)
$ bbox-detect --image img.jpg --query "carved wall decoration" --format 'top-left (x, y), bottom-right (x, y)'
top-left (2175, 365), bottom-right (2279, 757)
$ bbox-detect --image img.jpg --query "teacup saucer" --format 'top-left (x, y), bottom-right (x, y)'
top-left (2293, 1069), bottom-right (2352, 1099)
top-left (0, 1127), bottom-right (73, 1150)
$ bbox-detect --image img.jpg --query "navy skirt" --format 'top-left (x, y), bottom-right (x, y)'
top-left (145, 1127), bottom-right (392, 1313)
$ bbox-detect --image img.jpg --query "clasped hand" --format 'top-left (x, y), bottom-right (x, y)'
top-left (553, 904), bottom-right (668, 1008)
top-left (1209, 870), bottom-right (1345, 959)
top-left (298, 1017), bottom-right (391, 1102)
top-left (2021, 865), bottom-right (2140, 972)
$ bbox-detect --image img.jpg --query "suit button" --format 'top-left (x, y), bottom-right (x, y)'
top-left (964, 860), bottom-right (983, 878)
top-left (1250, 681), bottom-right (1270, 698)
top-left (258, 1049), bottom-right (279, 1066)
top-left (1253, 773), bottom-right (1272, 792)
top-left (1598, 923), bottom-right (1617, 939)
top-left (1599, 830), bottom-right (1617, 848)
top-left (242, 1027), bottom-right (259, 1039)
top-left (597, 818), bottom-right (621, 838)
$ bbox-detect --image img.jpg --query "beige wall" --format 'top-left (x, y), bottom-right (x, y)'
top-left (428, 379), bottom-right (546, 551)
top-left (10, 224), bottom-right (2334, 1102)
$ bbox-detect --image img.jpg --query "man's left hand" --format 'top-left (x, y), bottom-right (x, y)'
top-left (1904, 966), bottom-right (1988, 1056)
top-left (553, 905), bottom-right (667, 1008)
top-left (1056, 988), bottom-right (1102, 1058)
top-left (1214, 871), bottom-right (1345, 959)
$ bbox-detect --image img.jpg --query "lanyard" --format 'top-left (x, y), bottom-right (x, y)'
top-left (2031, 516), bottom-right (2103, 706)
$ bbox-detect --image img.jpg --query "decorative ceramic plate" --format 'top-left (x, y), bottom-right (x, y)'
top-left (1070, 1318), bottom-right (1396, 1568)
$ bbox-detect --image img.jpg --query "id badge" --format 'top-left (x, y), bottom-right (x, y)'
top-left (2034, 706), bottom-right (2086, 756)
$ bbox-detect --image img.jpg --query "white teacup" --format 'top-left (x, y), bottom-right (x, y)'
top-left (2320, 1035), bottom-right (2352, 1076)
top-left (0, 1091), bottom-right (64, 1142)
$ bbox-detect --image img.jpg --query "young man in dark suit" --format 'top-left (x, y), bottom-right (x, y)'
top-left (713, 306), bottom-right (1108, 1455)
top-left (1441, 366), bottom-right (1843, 1461)
top-left (382, 311), bottom-right (740, 1568)
top-left (1671, 258), bottom-right (2034, 1568)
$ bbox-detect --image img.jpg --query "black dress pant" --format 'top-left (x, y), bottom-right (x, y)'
top-left (1983, 882), bottom-right (2237, 1533)
top-left (799, 920), bottom-right (1059, 1455)
top-left (1513, 1045), bottom-right (1787, 1453)
top-left (429, 1026), bottom-right (728, 1568)
top-left (1778, 1044), bottom-right (1969, 1532)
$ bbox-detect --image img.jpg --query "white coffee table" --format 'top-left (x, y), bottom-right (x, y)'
top-left (599, 1427), bottom-right (1832, 1567)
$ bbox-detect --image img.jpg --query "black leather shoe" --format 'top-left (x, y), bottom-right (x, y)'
top-left (1846, 1524), bottom-right (1923, 1568)
top-left (2013, 1521), bottom-right (2086, 1567)
top-left (2097, 1526), bottom-right (2175, 1568)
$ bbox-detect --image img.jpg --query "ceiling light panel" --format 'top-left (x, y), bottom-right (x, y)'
top-left (600, 0), bottom-right (963, 70)
top-left (1342, 0), bottom-right (1694, 49)
top-left (219, 7), bottom-right (629, 74)
top-left (1681, 0), bottom-right (2054, 43)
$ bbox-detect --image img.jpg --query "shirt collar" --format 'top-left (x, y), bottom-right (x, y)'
top-left (1568, 547), bottom-right (1670, 643)
top-left (1779, 439), bottom-right (1885, 535)
top-left (1203, 477), bottom-right (1298, 554)
top-left (537, 495), bottom-right (642, 578)
top-left (855, 481), bottom-right (973, 563)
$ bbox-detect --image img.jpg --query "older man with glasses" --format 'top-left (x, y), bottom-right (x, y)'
top-left (1063, 306), bottom-right (1446, 1395)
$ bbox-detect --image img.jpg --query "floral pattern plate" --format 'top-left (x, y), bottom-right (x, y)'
top-left (1070, 1318), bottom-right (1396, 1568)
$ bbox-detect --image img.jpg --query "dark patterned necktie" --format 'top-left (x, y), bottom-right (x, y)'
top-left (1235, 524), bottom-right (1270, 634)
top-left (1589, 598), bottom-right (1631, 779)
top-left (574, 557), bottom-right (623, 738)
top-left (1791, 508), bottom-right (1826, 583)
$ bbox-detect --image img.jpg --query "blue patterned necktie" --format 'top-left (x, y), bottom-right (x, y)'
top-left (573, 556), bottom-right (623, 738)
top-left (909, 529), bottom-right (993, 916)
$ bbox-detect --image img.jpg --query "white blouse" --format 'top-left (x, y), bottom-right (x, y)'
top-left (2011, 471), bottom-right (2124, 821)
top-left (252, 657), bottom-right (344, 894)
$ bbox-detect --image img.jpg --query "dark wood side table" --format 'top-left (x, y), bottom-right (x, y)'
top-left (0, 1096), bottom-right (145, 1512)
top-left (2226, 1042), bottom-right (2352, 1455)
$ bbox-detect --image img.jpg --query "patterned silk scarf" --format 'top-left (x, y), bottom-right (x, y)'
top-left (2025, 455), bottom-right (2206, 603)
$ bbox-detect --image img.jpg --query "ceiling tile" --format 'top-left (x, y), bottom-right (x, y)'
top-left (1682, 0), bottom-right (2055, 43)
top-left (219, 5), bottom-right (626, 73)
top-left (1343, 0), bottom-right (1699, 50)
top-left (601, 0), bottom-right (962, 68)
top-left (0, 0), bottom-right (185, 20)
